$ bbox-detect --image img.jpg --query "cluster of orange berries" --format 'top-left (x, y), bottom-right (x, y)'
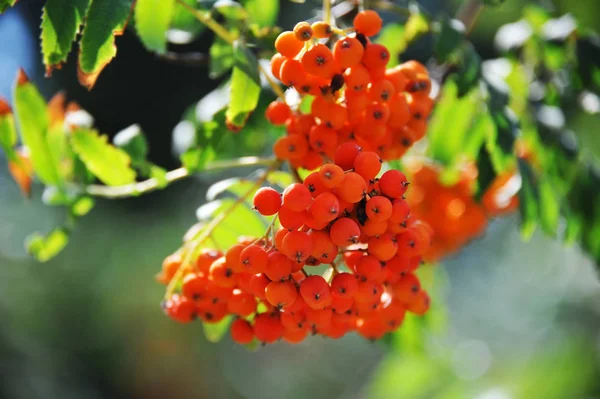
top-left (159, 148), bottom-right (432, 344)
top-left (406, 161), bottom-right (519, 261)
top-left (265, 10), bottom-right (433, 170)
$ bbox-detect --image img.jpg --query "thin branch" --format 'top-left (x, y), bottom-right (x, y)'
top-left (86, 156), bottom-right (276, 199)
top-left (324, 0), bottom-right (332, 24)
top-left (175, 0), bottom-right (237, 44)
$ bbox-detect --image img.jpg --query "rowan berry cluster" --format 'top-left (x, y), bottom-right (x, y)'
top-left (406, 161), bottom-right (519, 261)
top-left (159, 147), bottom-right (432, 344)
top-left (266, 10), bottom-right (433, 170)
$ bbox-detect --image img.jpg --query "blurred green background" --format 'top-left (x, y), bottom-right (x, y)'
top-left (1, 1), bottom-right (600, 398)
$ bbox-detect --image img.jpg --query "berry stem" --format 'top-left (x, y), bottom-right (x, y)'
top-left (175, 0), bottom-right (237, 44)
top-left (323, 0), bottom-right (332, 25)
top-left (257, 63), bottom-right (287, 100)
top-left (86, 156), bottom-right (276, 199)
top-left (165, 159), bottom-right (283, 300)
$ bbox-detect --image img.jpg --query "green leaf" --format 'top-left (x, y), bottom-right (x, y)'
top-left (78, 0), bottom-right (134, 89)
top-left (113, 124), bottom-right (148, 165)
top-left (0, 0), bottom-right (17, 13)
top-left (213, 0), bottom-right (247, 20)
top-left (206, 177), bottom-right (255, 201)
top-left (0, 98), bottom-right (17, 161)
top-left (71, 129), bottom-right (136, 185)
top-left (475, 146), bottom-right (497, 201)
top-left (202, 315), bottom-right (233, 343)
top-left (435, 17), bottom-right (465, 64)
top-left (209, 39), bottom-right (234, 79)
top-left (149, 165), bottom-right (168, 188)
top-left (134, 0), bottom-right (175, 54)
top-left (538, 178), bottom-right (560, 235)
top-left (427, 80), bottom-right (480, 165)
top-left (180, 147), bottom-right (203, 171)
top-left (41, 0), bottom-right (90, 73)
top-left (13, 71), bottom-right (62, 185)
top-left (242, 0), bottom-right (278, 27)
top-left (376, 24), bottom-right (405, 67)
top-left (455, 44), bottom-right (481, 97)
top-left (266, 171), bottom-right (295, 190)
top-left (517, 159), bottom-right (539, 240)
top-left (225, 41), bottom-right (261, 129)
top-left (487, 108), bottom-right (518, 172)
top-left (26, 228), bottom-right (70, 262)
top-left (71, 196), bottom-right (95, 216)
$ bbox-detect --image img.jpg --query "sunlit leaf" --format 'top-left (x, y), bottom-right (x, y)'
top-left (202, 315), bottom-right (233, 343)
top-left (78, 0), bottom-right (134, 89)
top-left (149, 165), bottom-right (168, 188)
top-left (71, 196), bottom-right (95, 216)
top-left (226, 41), bottom-right (261, 129)
top-left (13, 69), bottom-right (62, 186)
top-left (209, 39), bottom-right (234, 79)
top-left (135, 0), bottom-right (175, 54)
top-left (213, 0), bottom-right (247, 20)
top-left (538, 178), bottom-right (560, 235)
top-left (242, 0), bottom-right (278, 27)
top-left (26, 228), bottom-right (70, 262)
top-left (404, 7), bottom-right (430, 44)
top-left (0, 97), bottom-right (17, 161)
top-left (71, 128), bottom-right (136, 186)
top-left (41, 0), bottom-right (90, 74)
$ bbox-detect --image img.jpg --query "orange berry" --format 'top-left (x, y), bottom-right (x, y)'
top-left (279, 58), bottom-right (306, 86)
top-left (230, 318), bottom-right (254, 344)
top-left (331, 272), bottom-right (358, 298)
top-left (265, 101), bottom-right (291, 125)
top-left (362, 43), bottom-right (390, 70)
top-left (355, 255), bottom-right (384, 282)
top-left (344, 65), bottom-right (370, 92)
top-left (253, 312), bottom-right (284, 343)
top-left (282, 230), bottom-right (313, 263)
top-left (240, 244), bottom-right (268, 273)
top-left (253, 187), bottom-right (282, 216)
top-left (282, 183), bottom-right (313, 212)
top-left (334, 142), bottom-right (362, 170)
top-left (301, 43), bottom-right (338, 79)
top-left (353, 151), bottom-right (382, 180)
top-left (368, 79), bottom-right (395, 102)
top-left (299, 275), bottom-right (332, 310)
top-left (265, 251), bottom-right (294, 281)
top-left (336, 172), bottom-right (367, 203)
top-left (225, 244), bottom-right (245, 272)
top-left (304, 171), bottom-right (328, 198)
top-left (368, 233), bottom-right (398, 261)
top-left (265, 280), bottom-right (299, 309)
top-left (309, 192), bottom-right (340, 222)
top-left (228, 289), bottom-right (257, 316)
top-left (275, 30), bottom-right (304, 57)
top-left (293, 21), bottom-right (313, 41)
top-left (249, 273), bottom-right (270, 299)
top-left (366, 196), bottom-right (393, 222)
top-left (309, 125), bottom-right (338, 154)
top-left (311, 21), bottom-right (333, 38)
top-left (273, 135), bottom-right (309, 160)
top-left (308, 230), bottom-right (337, 260)
top-left (283, 327), bottom-right (308, 343)
top-left (329, 217), bottom-right (361, 246)
top-left (318, 163), bottom-right (345, 188)
top-left (270, 53), bottom-right (286, 80)
top-left (353, 10), bottom-right (383, 37)
top-left (379, 170), bottom-right (409, 198)
top-left (164, 295), bottom-right (197, 323)
top-left (278, 205), bottom-right (308, 230)
top-left (333, 36), bottom-right (364, 69)
top-left (387, 93), bottom-right (411, 128)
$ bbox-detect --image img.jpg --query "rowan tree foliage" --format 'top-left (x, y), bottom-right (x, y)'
top-left (0, 0), bottom-right (598, 347)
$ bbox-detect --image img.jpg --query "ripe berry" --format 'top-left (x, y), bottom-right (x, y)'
top-left (353, 10), bottom-right (383, 37)
top-left (282, 231), bottom-right (313, 263)
top-left (353, 151), bottom-right (382, 180)
top-left (227, 289), bottom-right (257, 316)
top-left (230, 318), bottom-right (254, 344)
top-left (335, 142), bottom-right (362, 170)
top-left (293, 21), bottom-right (313, 41)
top-left (265, 280), bottom-right (298, 309)
top-left (300, 275), bottom-right (332, 310)
top-left (333, 36), bottom-right (364, 69)
top-left (311, 21), bottom-right (333, 38)
top-left (336, 172), bottom-right (367, 203)
top-left (319, 164), bottom-right (345, 188)
top-left (302, 44), bottom-right (338, 79)
top-left (282, 183), bottom-right (312, 211)
top-left (265, 251), bottom-right (294, 281)
top-left (253, 187), bottom-right (282, 216)
top-left (265, 101), bottom-right (291, 125)
top-left (309, 192), bottom-right (340, 222)
top-left (253, 312), bottom-right (284, 343)
top-left (275, 31), bottom-right (304, 58)
top-left (329, 217), bottom-right (361, 247)
top-left (331, 272), bottom-right (358, 298)
top-left (379, 170), bottom-right (409, 198)
top-left (240, 244), bottom-right (268, 273)
top-left (365, 196), bottom-right (393, 222)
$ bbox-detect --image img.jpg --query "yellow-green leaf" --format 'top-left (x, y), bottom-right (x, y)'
top-left (41, 0), bottom-right (90, 73)
top-left (0, 97), bottom-right (17, 161)
top-left (225, 41), bottom-right (261, 129)
top-left (78, 0), bottom-right (134, 89)
top-left (71, 129), bottom-right (136, 186)
top-left (26, 228), bottom-right (70, 262)
top-left (13, 70), bottom-right (62, 185)
top-left (134, 0), bottom-right (175, 54)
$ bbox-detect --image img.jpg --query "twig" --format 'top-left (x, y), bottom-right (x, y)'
top-left (86, 156), bottom-right (276, 199)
